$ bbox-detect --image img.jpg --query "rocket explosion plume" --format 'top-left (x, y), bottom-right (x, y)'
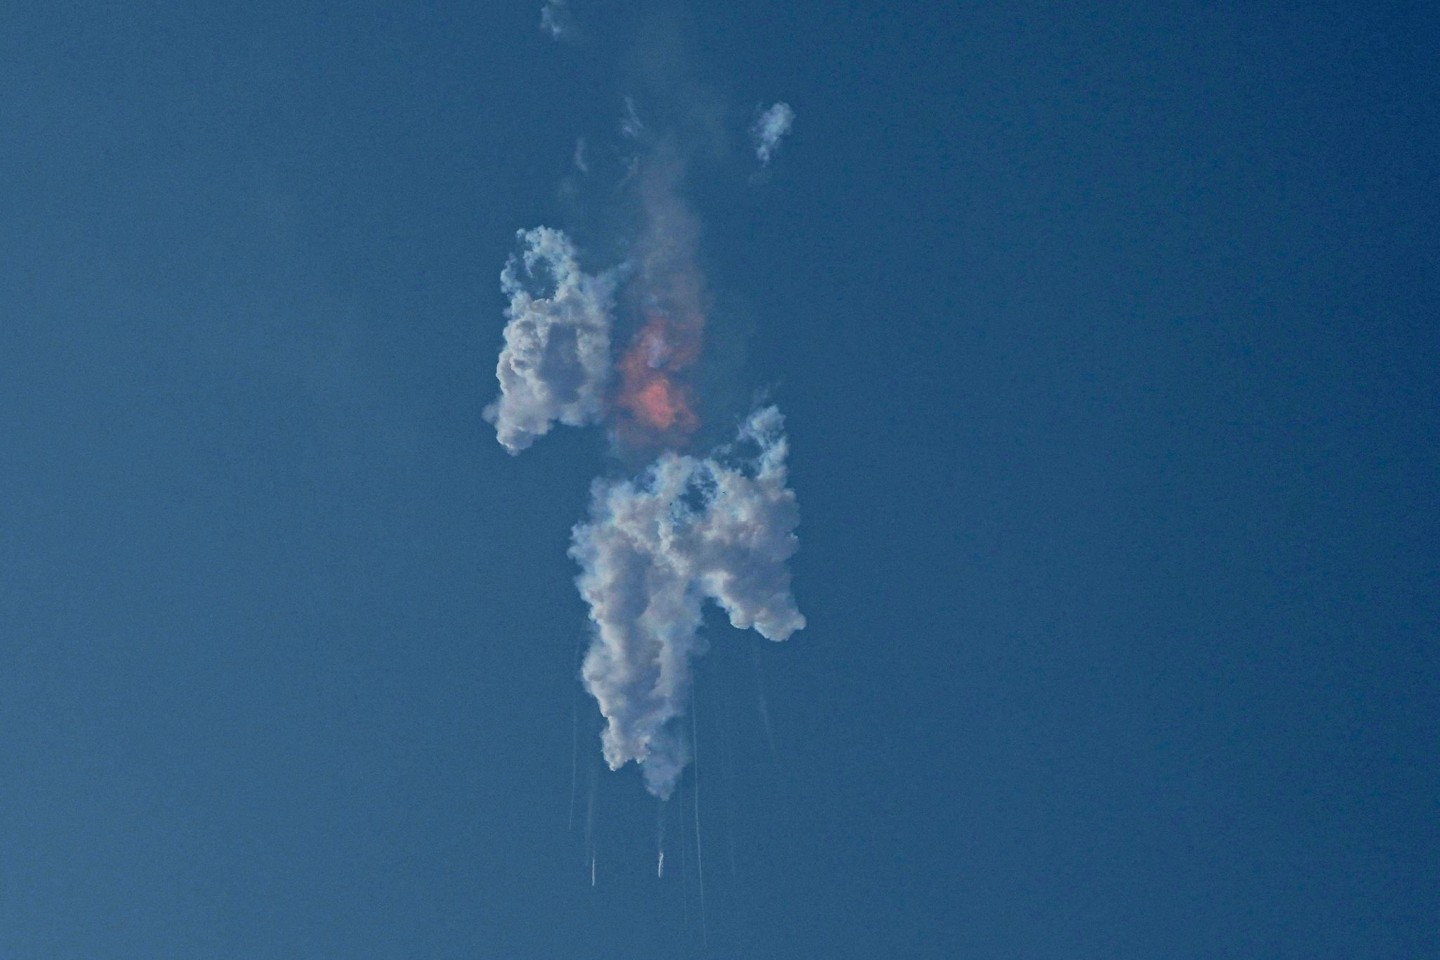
top-left (486, 112), bottom-right (803, 799)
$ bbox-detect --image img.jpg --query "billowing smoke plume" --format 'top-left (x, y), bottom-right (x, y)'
top-left (752, 102), bottom-right (795, 166)
top-left (570, 407), bottom-right (804, 798)
top-left (484, 227), bottom-right (617, 455)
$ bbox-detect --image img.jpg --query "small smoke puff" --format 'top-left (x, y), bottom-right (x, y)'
top-left (571, 407), bottom-right (805, 798)
top-left (485, 228), bottom-right (617, 454)
top-left (540, 0), bottom-right (572, 41)
top-left (752, 102), bottom-right (795, 166)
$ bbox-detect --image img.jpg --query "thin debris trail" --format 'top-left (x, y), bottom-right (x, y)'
top-left (568, 696), bottom-right (579, 830)
top-left (680, 776), bottom-right (691, 931)
top-left (568, 635), bottom-right (583, 830)
top-left (752, 640), bottom-right (781, 771)
top-left (656, 798), bottom-right (668, 878)
top-left (716, 674), bottom-right (739, 877)
top-left (692, 684), bottom-right (708, 950)
top-left (584, 759), bottom-right (597, 885)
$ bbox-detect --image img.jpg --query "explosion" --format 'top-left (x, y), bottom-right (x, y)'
top-left (614, 312), bottom-right (701, 446)
top-left (484, 106), bottom-right (803, 802)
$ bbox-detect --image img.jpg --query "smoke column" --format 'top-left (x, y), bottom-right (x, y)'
top-left (485, 110), bottom-right (804, 802)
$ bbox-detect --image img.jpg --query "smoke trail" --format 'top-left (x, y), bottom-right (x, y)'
top-left (570, 407), bottom-right (804, 799)
top-left (485, 228), bottom-right (617, 455)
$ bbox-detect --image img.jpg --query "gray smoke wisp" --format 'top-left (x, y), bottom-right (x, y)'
top-left (484, 227), bottom-right (617, 455)
top-left (540, 1), bottom-right (573, 41)
top-left (752, 102), bottom-right (795, 166)
top-left (569, 407), bottom-right (804, 798)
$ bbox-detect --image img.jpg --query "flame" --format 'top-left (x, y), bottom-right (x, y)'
top-left (614, 313), bottom-right (700, 445)
top-left (611, 183), bottom-right (708, 451)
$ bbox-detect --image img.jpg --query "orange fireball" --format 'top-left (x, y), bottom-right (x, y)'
top-left (614, 313), bottom-right (700, 445)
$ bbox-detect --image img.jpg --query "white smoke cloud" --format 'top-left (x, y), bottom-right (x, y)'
top-left (752, 102), bottom-right (795, 166)
top-left (570, 406), bottom-right (805, 798)
top-left (484, 227), bottom-right (617, 454)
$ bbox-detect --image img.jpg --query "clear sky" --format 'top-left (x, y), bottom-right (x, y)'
top-left (3, 1), bottom-right (1437, 958)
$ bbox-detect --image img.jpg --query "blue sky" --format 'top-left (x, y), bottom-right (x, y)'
top-left (3, 1), bottom-right (1437, 957)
